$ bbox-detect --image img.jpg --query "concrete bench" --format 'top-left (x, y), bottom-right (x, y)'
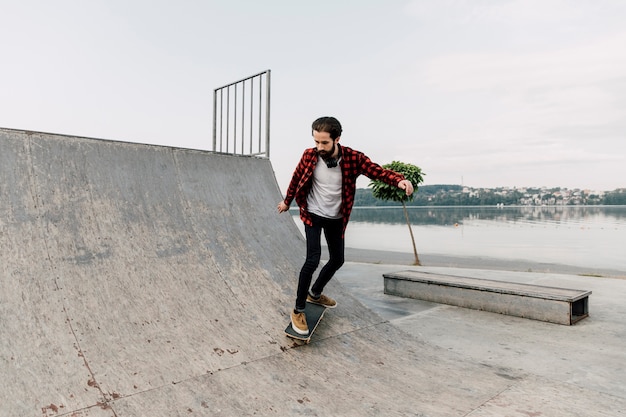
top-left (383, 270), bottom-right (591, 325)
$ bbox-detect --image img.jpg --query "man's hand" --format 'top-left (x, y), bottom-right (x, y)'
top-left (277, 201), bottom-right (290, 213)
top-left (398, 180), bottom-right (414, 196)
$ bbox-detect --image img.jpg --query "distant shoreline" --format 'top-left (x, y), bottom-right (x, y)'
top-left (339, 247), bottom-right (626, 279)
top-left (353, 185), bottom-right (626, 206)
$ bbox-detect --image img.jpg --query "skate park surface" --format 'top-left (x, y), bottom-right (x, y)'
top-left (1, 127), bottom-right (625, 416)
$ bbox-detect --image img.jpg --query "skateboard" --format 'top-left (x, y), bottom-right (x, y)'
top-left (285, 301), bottom-right (327, 343)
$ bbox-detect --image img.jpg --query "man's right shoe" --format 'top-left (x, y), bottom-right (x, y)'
top-left (291, 310), bottom-right (309, 335)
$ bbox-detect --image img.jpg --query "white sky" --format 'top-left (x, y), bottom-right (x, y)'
top-left (2, 0), bottom-right (625, 193)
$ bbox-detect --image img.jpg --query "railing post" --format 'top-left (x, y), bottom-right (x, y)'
top-left (212, 86), bottom-right (217, 152)
top-left (265, 69), bottom-right (271, 158)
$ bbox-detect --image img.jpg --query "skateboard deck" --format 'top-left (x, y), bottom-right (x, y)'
top-left (285, 301), bottom-right (327, 343)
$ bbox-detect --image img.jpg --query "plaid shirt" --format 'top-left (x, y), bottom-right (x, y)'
top-left (283, 144), bottom-right (405, 235)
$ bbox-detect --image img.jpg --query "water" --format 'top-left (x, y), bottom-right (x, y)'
top-left (292, 206), bottom-right (626, 272)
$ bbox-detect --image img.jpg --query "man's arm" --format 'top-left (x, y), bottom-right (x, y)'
top-left (357, 151), bottom-right (413, 195)
top-left (278, 149), bottom-right (313, 213)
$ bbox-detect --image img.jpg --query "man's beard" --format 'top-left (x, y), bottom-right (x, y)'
top-left (317, 143), bottom-right (335, 160)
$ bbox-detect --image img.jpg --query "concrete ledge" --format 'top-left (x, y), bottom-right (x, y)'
top-left (383, 270), bottom-right (591, 325)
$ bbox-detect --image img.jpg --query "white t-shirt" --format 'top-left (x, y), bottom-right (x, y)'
top-left (307, 158), bottom-right (342, 219)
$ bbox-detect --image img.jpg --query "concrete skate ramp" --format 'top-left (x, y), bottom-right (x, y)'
top-left (0, 128), bottom-right (569, 416)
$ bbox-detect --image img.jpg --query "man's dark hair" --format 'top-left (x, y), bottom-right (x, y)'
top-left (312, 116), bottom-right (342, 140)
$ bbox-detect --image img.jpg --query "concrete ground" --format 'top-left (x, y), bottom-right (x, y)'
top-left (2, 127), bottom-right (624, 416)
top-left (336, 259), bottom-right (626, 416)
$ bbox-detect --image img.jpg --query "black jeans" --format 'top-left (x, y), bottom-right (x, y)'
top-left (295, 213), bottom-right (345, 312)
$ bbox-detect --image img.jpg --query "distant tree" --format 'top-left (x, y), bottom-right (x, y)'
top-left (603, 189), bottom-right (626, 205)
top-left (369, 161), bottom-right (425, 265)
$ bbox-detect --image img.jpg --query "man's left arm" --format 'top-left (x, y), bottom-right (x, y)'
top-left (359, 153), bottom-right (414, 196)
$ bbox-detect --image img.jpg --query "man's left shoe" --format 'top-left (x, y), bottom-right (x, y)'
top-left (307, 294), bottom-right (337, 309)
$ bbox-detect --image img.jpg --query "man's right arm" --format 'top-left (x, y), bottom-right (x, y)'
top-left (278, 149), bottom-right (310, 212)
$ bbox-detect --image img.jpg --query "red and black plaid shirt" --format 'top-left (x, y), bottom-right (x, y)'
top-left (283, 144), bottom-right (405, 235)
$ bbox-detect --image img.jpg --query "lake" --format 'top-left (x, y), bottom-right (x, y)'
top-left (292, 206), bottom-right (626, 272)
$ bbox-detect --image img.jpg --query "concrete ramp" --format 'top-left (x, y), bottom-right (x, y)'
top-left (2, 128), bottom-right (620, 416)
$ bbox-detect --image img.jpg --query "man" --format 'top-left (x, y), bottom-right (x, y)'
top-left (278, 116), bottom-right (414, 335)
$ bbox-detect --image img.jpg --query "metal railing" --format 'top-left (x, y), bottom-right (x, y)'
top-left (212, 69), bottom-right (271, 158)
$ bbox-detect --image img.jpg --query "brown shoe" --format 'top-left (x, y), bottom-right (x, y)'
top-left (291, 310), bottom-right (309, 335)
top-left (307, 294), bottom-right (337, 309)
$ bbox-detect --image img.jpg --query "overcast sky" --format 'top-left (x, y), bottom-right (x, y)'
top-left (2, 0), bottom-right (625, 193)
